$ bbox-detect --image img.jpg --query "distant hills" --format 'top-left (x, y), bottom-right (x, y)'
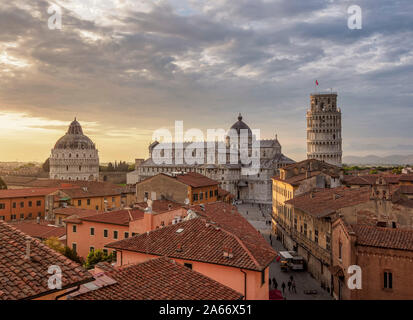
top-left (343, 154), bottom-right (413, 166)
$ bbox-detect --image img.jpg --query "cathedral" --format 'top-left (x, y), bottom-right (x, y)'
top-left (127, 114), bottom-right (295, 204)
top-left (49, 118), bottom-right (99, 181)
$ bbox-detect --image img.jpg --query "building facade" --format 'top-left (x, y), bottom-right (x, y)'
top-left (307, 93), bottom-right (342, 166)
top-left (127, 114), bottom-right (295, 204)
top-left (49, 118), bottom-right (99, 181)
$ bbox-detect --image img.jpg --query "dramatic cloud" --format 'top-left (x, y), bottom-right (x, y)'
top-left (0, 0), bottom-right (412, 162)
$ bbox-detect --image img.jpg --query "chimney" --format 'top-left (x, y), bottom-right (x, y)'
top-left (176, 243), bottom-right (183, 252)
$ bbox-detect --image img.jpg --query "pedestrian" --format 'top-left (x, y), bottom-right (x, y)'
top-left (287, 280), bottom-right (292, 292)
top-left (281, 282), bottom-right (286, 294)
top-left (270, 239), bottom-right (273, 246)
top-left (273, 278), bottom-right (278, 290)
top-left (269, 278), bottom-right (272, 287)
top-left (270, 234), bottom-right (272, 241)
top-left (246, 210), bottom-right (248, 215)
top-left (292, 280), bottom-right (297, 293)
top-left (290, 275), bottom-right (294, 282)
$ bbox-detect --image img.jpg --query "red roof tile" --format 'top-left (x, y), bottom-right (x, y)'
top-left (175, 172), bottom-right (219, 187)
top-left (286, 187), bottom-right (371, 217)
top-left (352, 224), bottom-right (413, 251)
top-left (189, 202), bottom-right (276, 269)
top-left (399, 174), bottom-right (413, 182)
top-left (0, 187), bottom-right (62, 199)
top-left (69, 208), bottom-right (144, 226)
top-left (107, 205), bottom-right (276, 271)
top-left (10, 221), bottom-right (65, 240)
top-left (135, 199), bottom-right (183, 213)
top-left (70, 257), bottom-right (243, 300)
top-left (0, 221), bottom-right (92, 300)
top-left (53, 207), bottom-right (100, 218)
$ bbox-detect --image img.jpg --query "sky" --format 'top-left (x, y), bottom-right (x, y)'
top-left (0, 0), bottom-right (412, 163)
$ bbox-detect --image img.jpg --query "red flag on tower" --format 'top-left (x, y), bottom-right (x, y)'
top-left (315, 80), bottom-right (319, 86)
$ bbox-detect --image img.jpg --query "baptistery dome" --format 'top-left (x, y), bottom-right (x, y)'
top-left (49, 118), bottom-right (99, 181)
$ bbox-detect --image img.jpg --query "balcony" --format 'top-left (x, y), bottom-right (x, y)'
top-left (291, 228), bottom-right (331, 265)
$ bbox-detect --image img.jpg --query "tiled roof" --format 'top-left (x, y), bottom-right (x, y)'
top-left (399, 174), bottom-right (413, 182)
top-left (69, 208), bottom-right (144, 226)
top-left (107, 211), bottom-right (276, 271)
top-left (400, 185), bottom-right (413, 194)
top-left (189, 202), bottom-right (276, 269)
top-left (53, 207), bottom-right (100, 218)
top-left (135, 199), bottom-right (183, 213)
top-left (273, 170), bottom-right (327, 185)
top-left (70, 257), bottom-right (243, 300)
top-left (60, 181), bottom-right (124, 199)
top-left (352, 224), bottom-right (413, 251)
top-left (10, 220), bottom-right (65, 240)
top-left (286, 187), bottom-right (371, 217)
top-left (0, 221), bottom-right (92, 300)
top-left (0, 187), bottom-right (62, 199)
top-left (175, 172), bottom-right (219, 187)
top-left (343, 174), bottom-right (401, 186)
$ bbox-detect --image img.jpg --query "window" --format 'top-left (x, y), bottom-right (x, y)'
top-left (72, 225), bottom-right (77, 233)
top-left (28, 213), bottom-right (32, 218)
top-left (214, 190), bottom-right (218, 196)
top-left (261, 270), bottom-right (265, 285)
top-left (104, 229), bottom-right (108, 238)
top-left (103, 249), bottom-right (108, 255)
top-left (90, 227), bottom-right (95, 236)
top-left (200, 193), bottom-right (203, 200)
top-left (184, 263), bottom-right (192, 269)
top-left (193, 193), bottom-right (198, 201)
top-left (124, 232), bottom-right (129, 239)
top-left (36, 200), bottom-right (41, 206)
top-left (326, 235), bottom-right (331, 251)
top-left (87, 199), bottom-right (91, 205)
top-left (37, 212), bottom-right (41, 217)
top-left (0, 216), bottom-right (4, 220)
top-left (28, 201), bottom-right (32, 207)
top-left (72, 243), bottom-right (77, 252)
top-left (205, 192), bottom-right (208, 200)
top-left (96, 205), bottom-right (99, 210)
top-left (384, 271), bottom-right (393, 289)
top-left (0, 203), bottom-right (5, 210)
top-left (144, 192), bottom-right (149, 200)
top-left (112, 197), bottom-right (115, 202)
top-left (20, 202), bottom-right (24, 208)
top-left (78, 200), bottom-right (82, 206)
top-left (210, 190), bottom-right (213, 198)
top-left (304, 223), bottom-right (307, 237)
top-left (339, 241), bottom-right (342, 260)
top-left (315, 229), bottom-right (319, 244)
top-left (11, 214), bottom-right (16, 220)
top-left (20, 213), bottom-right (24, 220)
top-left (114, 231), bottom-right (118, 239)
top-left (294, 218), bottom-right (297, 230)
top-left (12, 202), bottom-right (16, 208)
top-left (90, 247), bottom-right (94, 252)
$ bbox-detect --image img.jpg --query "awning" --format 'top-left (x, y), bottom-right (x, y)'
top-left (59, 197), bottom-right (71, 201)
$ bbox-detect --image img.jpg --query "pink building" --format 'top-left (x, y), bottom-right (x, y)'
top-left (65, 200), bottom-right (187, 259)
top-left (106, 202), bottom-right (277, 300)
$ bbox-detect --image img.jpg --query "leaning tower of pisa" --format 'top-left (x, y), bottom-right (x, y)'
top-left (306, 92), bottom-right (342, 166)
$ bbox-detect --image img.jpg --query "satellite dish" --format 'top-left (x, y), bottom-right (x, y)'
top-left (184, 198), bottom-right (190, 205)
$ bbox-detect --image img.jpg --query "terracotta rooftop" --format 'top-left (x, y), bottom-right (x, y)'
top-left (107, 205), bottom-right (276, 271)
top-left (273, 170), bottom-right (333, 185)
top-left (70, 257), bottom-right (243, 300)
top-left (352, 224), bottom-right (413, 251)
top-left (175, 172), bottom-right (219, 188)
top-left (10, 220), bottom-right (65, 240)
top-left (286, 187), bottom-right (371, 218)
top-left (135, 199), bottom-right (183, 213)
top-left (59, 181), bottom-right (125, 199)
top-left (343, 174), bottom-right (402, 186)
top-left (65, 208), bottom-right (144, 226)
top-left (400, 185), bottom-right (413, 194)
top-left (0, 187), bottom-right (63, 199)
top-left (189, 202), bottom-right (276, 269)
top-left (399, 174), bottom-right (413, 182)
top-left (0, 221), bottom-right (92, 300)
top-left (53, 207), bottom-right (100, 218)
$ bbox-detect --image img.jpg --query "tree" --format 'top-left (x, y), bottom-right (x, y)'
top-left (84, 249), bottom-right (114, 269)
top-left (0, 177), bottom-right (7, 190)
top-left (42, 158), bottom-right (50, 173)
top-left (44, 237), bottom-right (83, 264)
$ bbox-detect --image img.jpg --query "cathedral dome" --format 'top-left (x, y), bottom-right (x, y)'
top-left (54, 118), bottom-right (96, 150)
top-left (229, 113), bottom-right (252, 135)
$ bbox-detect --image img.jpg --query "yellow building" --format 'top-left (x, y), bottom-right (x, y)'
top-left (272, 159), bottom-right (343, 244)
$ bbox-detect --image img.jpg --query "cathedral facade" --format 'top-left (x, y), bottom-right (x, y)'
top-left (49, 118), bottom-right (99, 181)
top-left (127, 114), bottom-right (295, 204)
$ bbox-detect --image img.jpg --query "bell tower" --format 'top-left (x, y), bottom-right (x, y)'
top-left (306, 92), bottom-right (342, 166)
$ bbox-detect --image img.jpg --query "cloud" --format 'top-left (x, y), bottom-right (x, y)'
top-left (0, 0), bottom-right (412, 162)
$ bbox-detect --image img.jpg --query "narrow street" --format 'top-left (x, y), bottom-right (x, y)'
top-left (237, 203), bottom-right (333, 300)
